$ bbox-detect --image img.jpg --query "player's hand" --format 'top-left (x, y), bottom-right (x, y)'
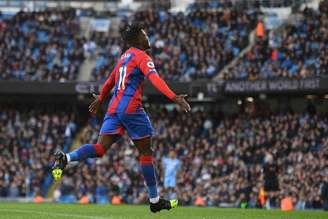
top-left (89, 93), bottom-right (101, 115)
top-left (173, 94), bottom-right (191, 113)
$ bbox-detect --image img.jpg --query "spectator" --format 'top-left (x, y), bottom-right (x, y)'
top-left (263, 154), bottom-right (279, 209)
top-left (321, 176), bottom-right (328, 210)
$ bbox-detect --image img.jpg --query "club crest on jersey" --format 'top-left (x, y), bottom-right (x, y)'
top-left (147, 61), bottom-right (155, 68)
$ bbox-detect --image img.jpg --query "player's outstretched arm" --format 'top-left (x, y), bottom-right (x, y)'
top-left (148, 73), bottom-right (191, 112)
top-left (139, 54), bottom-right (190, 112)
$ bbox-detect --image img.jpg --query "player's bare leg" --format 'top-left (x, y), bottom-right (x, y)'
top-left (133, 137), bottom-right (178, 213)
top-left (52, 134), bottom-right (120, 180)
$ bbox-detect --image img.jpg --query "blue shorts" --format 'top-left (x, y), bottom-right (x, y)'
top-left (99, 112), bottom-right (154, 140)
top-left (164, 176), bottom-right (177, 188)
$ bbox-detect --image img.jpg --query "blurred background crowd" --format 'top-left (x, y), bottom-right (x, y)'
top-left (90, 3), bottom-right (260, 82)
top-left (223, 1), bottom-right (328, 79)
top-left (1, 104), bottom-right (328, 209)
top-left (0, 105), bottom-right (78, 198)
top-left (0, 9), bottom-right (84, 81)
top-left (0, 0), bottom-right (326, 82)
top-left (55, 107), bottom-right (328, 209)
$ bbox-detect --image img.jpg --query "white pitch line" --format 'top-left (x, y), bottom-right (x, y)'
top-left (0, 208), bottom-right (110, 219)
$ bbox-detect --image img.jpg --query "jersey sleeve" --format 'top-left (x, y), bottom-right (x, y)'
top-left (138, 53), bottom-right (176, 101)
top-left (98, 67), bottom-right (117, 103)
top-left (138, 54), bottom-right (158, 79)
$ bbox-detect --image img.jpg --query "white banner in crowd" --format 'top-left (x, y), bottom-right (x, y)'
top-left (90, 19), bottom-right (111, 32)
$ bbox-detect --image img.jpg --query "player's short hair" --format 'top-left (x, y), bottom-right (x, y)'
top-left (120, 23), bottom-right (143, 45)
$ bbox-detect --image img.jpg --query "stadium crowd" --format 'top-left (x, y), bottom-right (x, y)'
top-left (0, 2), bottom-right (259, 83)
top-left (0, 9), bottom-right (84, 81)
top-left (0, 104), bottom-right (327, 209)
top-left (223, 0), bottom-right (328, 79)
top-left (53, 107), bottom-right (328, 209)
top-left (1, 1), bottom-right (326, 82)
top-left (0, 106), bottom-right (77, 198)
top-left (90, 4), bottom-right (259, 82)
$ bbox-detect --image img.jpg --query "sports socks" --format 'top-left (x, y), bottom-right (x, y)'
top-left (66, 144), bottom-right (105, 162)
top-left (139, 155), bottom-right (159, 203)
top-left (67, 146), bottom-right (160, 203)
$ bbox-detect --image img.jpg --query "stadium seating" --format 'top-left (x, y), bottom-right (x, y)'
top-left (0, 106), bottom-right (77, 197)
top-left (90, 5), bottom-right (259, 82)
top-left (222, 1), bottom-right (328, 79)
top-left (1, 1), bottom-right (326, 82)
top-left (0, 4), bottom-right (258, 82)
top-left (0, 9), bottom-right (84, 81)
top-left (52, 107), bottom-right (328, 209)
top-left (89, 34), bottom-right (121, 83)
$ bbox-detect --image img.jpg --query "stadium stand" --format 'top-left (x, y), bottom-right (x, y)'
top-left (0, 106), bottom-right (77, 197)
top-left (0, 5), bottom-right (258, 82)
top-left (0, 9), bottom-right (84, 81)
top-left (52, 107), bottom-right (328, 209)
top-left (90, 4), bottom-right (260, 82)
top-left (222, 0), bottom-right (328, 79)
top-left (0, 3), bottom-right (259, 82)
top-left (89, 34), bottom-right (122, 83)
top-left (1, 1), bottom-right (325, 82)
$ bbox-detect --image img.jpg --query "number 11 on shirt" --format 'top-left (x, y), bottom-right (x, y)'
top-left (118, 66), bottom-right (127, 90)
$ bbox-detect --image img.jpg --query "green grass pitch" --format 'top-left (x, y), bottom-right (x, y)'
top-left (0, 203), bottom-right (327, 219)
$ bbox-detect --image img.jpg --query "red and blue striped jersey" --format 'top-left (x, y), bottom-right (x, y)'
top-left (98, 47), bottom-right (176, 114)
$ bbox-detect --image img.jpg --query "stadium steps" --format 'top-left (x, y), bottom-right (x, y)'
top-left (213, 0), bottom-right (319, 81)
top-left (78, 58), bottom-right (96, 81)
top-left (77, 16), bottom-right (96, 82)
top-left (213, 29), bottom-right (256, 80)
top-left (46, 129), bottom-right (85, 199)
